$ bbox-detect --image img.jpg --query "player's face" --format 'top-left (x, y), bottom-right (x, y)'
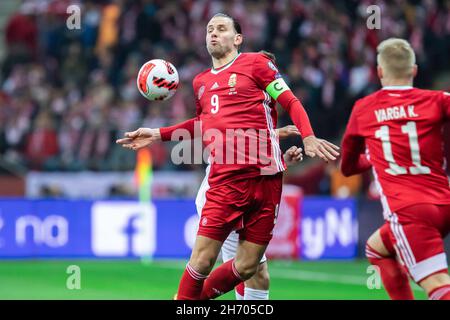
top-left (206, 17), bottom-right (241, 59)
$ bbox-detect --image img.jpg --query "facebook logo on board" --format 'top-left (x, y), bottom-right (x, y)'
top-left (91, 201), bottom-right (156, 257)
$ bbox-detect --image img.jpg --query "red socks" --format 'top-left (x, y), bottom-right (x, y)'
top-left (177, 263), bottom-right (208, 300)
top-left (200, 259), bottom-right (244, 300)
top-left (428, 284), bottom-right (450, 300)
top-left (235, 282), bottom-right (245, 298)
top-left (366, 243), bottom-right (414, 300)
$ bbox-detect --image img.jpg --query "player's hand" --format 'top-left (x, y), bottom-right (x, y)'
top-left (116, 128), bottom-right (161, 150)
top-left (303, 135), bottom-right (340, 162)
top-left (276, 125), bottom-right (300, 140)
top-left (284, 146), bottom-right (303, 166)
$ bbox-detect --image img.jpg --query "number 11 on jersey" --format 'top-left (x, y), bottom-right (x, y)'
top-left (375, 121), bottom-right (431, 176)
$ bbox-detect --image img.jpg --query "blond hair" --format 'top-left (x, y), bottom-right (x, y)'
top-left (377, 38), bottom-right (416, 79)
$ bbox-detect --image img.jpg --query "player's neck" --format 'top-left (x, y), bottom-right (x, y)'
top-left (212, 51), bottom-right (239, 70)
top-left (381, 78), bottom-right (413, 88)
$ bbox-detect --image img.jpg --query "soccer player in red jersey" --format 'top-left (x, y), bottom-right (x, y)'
top-left (196, 125), bottom-right (302, 301)
top-left (341, 38), bottom-right (450, 300)
top-left (118, 13), bottom-right (339, 300)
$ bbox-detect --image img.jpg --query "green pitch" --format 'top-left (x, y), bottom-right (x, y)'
top-left (0, 259), bottom-right (427, 300)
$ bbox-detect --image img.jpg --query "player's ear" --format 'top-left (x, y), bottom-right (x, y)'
top-left (412, 64), bottom-right (418, 78)
top-left (235, 34), bottom-right (243, 47)
top-left (377, 66), bottom-right (383, 80)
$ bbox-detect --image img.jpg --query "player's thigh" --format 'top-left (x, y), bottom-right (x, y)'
top-left (197, 184), bottom-right (245, 243)
top-left (367, 222), bottom-right (392, 257)
top-left (419, 272), bottom-right (450, 294)
top-left (189, 235), bottom-right (223, 273)
top-left (221, 231), bottom-right (239, 262)
top-left (418, 204), bottom-right (450, 293)
top-left (388, 204), bottom-right (448, 283)
top-left (224, 231), bottom-right (268, 264)
top-left (239, 173), bottom-right (283, 246)
top-left (235, 239), bottom-right (268, 276)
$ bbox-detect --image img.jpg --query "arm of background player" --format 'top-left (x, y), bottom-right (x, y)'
top-left (340, 135), bottom-right (371, 176)
top-left (276, 125), bottom-right (300, 140)
top-left (442, 91), bottom-right (450, 120)
top-left (340, 107), bottom-right (371, 176)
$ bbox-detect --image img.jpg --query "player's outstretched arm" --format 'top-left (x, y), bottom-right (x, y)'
top-left (284, 146), bottom-right (303, 166)
top-left (116, 127), bottom-right (161, 150)
top-left (253, 53), bottom-right (339, 162)
top-left (302, 135), bottom-right (340, 162)
top-left (117, 116), bottom-right (200, 150)
top-left (340, 106), bottom-right (371, 176)
top-left (340, 134), bottom-right (371, 176)
top-left (276, 125), bottom-right (300, 140)
top-left (274, 88), bottom-right (339, 162)
top-left (276, 125), bottom-right (338, 162)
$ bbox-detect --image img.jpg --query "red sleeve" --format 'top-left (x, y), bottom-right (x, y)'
top-left (442, 91), bottom-right (450, 120)
top-left (251, 53), bottom-right (281, 89)
top-left (340, 104), bottom-right (371, 176)
top-left (160, 118), bottom-right (197, 141)
top-left (252, 53), bottom-right (315, 138)
top-left (277, 90), bottom-right (314, 138)
top-left (160, 78), bottom-right (203, 141)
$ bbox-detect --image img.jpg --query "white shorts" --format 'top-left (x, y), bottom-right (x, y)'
top-left (221, 230), bottom-right (268, 263)
top-left (195, 166), bottom-right (267, 264)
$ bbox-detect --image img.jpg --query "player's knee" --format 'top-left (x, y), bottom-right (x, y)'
top-left (234, 260), bottom-right (259, 281)
top-left (189, 251), bottom-right (216, 275)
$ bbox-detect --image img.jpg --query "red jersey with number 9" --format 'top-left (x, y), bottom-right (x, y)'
top-left (192, 52), bottom-right (287, 187)
top-left (343, 87), bottom-right (450, 216)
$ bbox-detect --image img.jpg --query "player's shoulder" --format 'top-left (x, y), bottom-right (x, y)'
top-left (192, 69), bottom-right (211, 86)
top-left (352, 90), bottom-right (383, 112)
top-left (240, 52), bottom-right (280, 77)
top-left (240, 52), bottom-right (274, 63)
top-left (409, 88), bottom-right (450, 106)
top-left (410, 87), bottom-right (445, 98)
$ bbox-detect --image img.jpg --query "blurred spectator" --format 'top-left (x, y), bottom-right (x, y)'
top-left (24, 111), bottom-right (59, 169)
top-left (4, 3), bottom-right (38, 61)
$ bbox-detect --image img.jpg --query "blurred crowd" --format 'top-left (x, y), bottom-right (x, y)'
top-left (0, 0), bottom-right (449, 177)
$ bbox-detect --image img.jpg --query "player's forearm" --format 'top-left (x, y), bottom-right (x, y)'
top-left (277, 90), bottom-right (314, 138)
top-left (341, 153), bottom-right (371, 176)
top-left (159, 117), bottom-right (198, 141)
top-left (340, 135), bottom-right (370, 176)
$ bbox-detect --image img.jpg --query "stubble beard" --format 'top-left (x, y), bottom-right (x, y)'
top-left (207, 43), bottom-right (232, 59)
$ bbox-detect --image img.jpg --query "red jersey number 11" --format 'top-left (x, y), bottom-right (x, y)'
top-left (375, 121), bottom-right (431, 176)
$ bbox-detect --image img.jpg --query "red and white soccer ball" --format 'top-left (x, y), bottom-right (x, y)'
top-left (137, 59), bottom-right (179, 101)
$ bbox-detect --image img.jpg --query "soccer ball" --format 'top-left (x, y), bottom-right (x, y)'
top-left (137, 59), bottom-right (179, 101)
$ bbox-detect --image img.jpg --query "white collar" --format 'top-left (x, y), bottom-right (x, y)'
top-left (382, 86), bottom-right (413, 90)
top-left (210, 53), bottom-right (241, 75)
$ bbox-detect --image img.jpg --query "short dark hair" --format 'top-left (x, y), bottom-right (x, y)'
top-left (211, 13), bottom-right (242, 34)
